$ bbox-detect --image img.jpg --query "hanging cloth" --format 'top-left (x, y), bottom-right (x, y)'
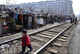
top-left (14, 13), bottom-right (18, 20)
top-left (19, 14), bottom-right (23, 21)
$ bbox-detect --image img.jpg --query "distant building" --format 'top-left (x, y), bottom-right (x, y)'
top-left (8, 0), bottom-right (73, 16)
top-left (31, 0), bottom-right (73, 16)
top-left (0, 5), bottom-right (6, 11)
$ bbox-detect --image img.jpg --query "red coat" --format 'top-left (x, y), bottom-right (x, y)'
top-left (22, 35), bottom-right (31, 46)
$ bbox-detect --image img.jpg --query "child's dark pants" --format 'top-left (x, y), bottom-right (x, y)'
top-left (22, 45), bottom-right (32, 54)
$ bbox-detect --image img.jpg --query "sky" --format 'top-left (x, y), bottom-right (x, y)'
top-left (72, 0), bottom-right (80, 15)
top-left (0, 0), bottom-right (80, 15)
top-left (0, 0), bottom-right (46, 4)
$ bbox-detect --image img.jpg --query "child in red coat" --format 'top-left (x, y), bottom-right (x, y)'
top-left (21, 30), bottom-right (32, 54)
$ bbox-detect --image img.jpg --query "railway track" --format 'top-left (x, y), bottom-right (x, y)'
top-left (0, 23), bottom-right (72, 54)
top-left (37, 24), bottom-right (74, 54)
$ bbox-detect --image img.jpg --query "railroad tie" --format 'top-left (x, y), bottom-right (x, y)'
top-left (54, 43), bottom-right (63, 47)
top-left (40, 32), bottom-right (56, 36)
top-left (47, 48), bottom-right (58, 54)
top-left (48, 30), bottom-right (59, 33)
top-left (63, 34), bottom-right (70, 37)
top-left (60, 36), bottom-right (67, 39)
top-left (36, 34), bottom-right (52, 39)
top-left (31, 36), bottom-right (47, 42)
top-left (58, 39), bottom-right (67, 42)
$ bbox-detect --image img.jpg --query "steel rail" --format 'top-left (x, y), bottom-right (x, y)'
top-left (34, 24), bottom-right (72, 54)
top-left (0, 23), bottom-right (64, 46)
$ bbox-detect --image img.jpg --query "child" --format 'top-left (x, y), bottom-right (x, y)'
top-left (21, 30), bottom-right (32, 54)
